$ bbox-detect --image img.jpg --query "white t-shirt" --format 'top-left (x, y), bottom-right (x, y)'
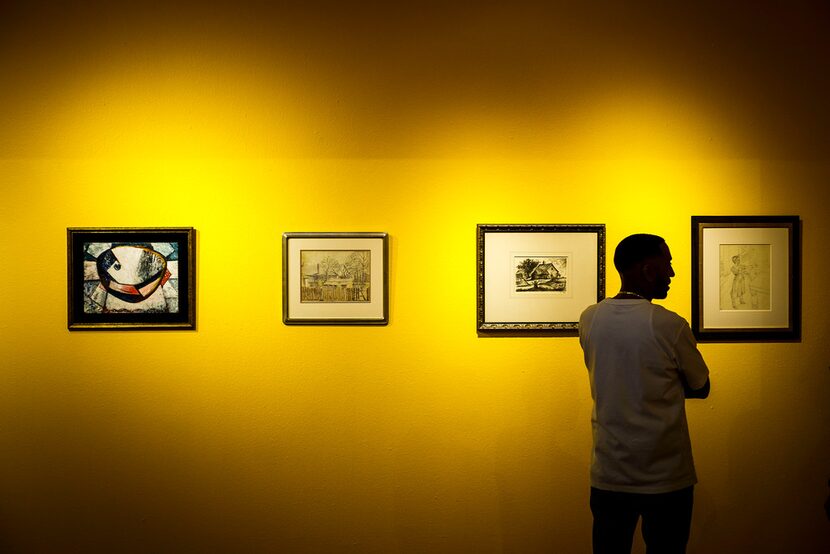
top-left (579, 299), bottom-right (709, 494)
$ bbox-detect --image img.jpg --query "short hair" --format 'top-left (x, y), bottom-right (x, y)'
top-left (613, 234), bottom-right (666, 273)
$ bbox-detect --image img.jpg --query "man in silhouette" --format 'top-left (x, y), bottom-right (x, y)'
top-left (579, 234), bottom-right (711, 554)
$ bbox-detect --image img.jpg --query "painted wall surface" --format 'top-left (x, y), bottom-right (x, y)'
top-left (1, 3), bottom-right (829, 552)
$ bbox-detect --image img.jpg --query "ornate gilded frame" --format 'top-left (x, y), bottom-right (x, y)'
top-left (477, 224), bottom-right (605, 336)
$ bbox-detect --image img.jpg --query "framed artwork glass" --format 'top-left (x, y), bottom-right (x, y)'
top-left (691, 216), bottom-right (801, 341)
top-left (68, 227), bottom-right (196, 330)
top-left (477, 224), bottom-right (605, 335)
top-left (282, 232), bottom-right (389, 325)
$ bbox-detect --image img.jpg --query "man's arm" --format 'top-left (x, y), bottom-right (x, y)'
top-left (682, 375), bottom-right (710, 399)
top-left (673, 320), bottom-right (710, 399)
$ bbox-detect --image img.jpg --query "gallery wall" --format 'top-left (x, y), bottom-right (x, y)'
top-left (1, 2), bottom-right (829, 552)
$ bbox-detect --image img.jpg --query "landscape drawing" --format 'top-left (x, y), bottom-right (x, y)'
top-left (301, 250), bottom-right (371, 303)
top-left (514, 255), bottom-right (568, 294)
top-left (719, 244), bottom-right (771, 311)
top-left (83, 242), bottom-right (180, 314)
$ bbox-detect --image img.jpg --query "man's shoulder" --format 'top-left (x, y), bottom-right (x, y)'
top-left (650, 302), bottom-right (683, 318)
top-left (650, 303), bottom-right (690, 331)
top-left (580, 302), bottom-right (600, 316)
top-left (580, 301), bottom-right (605, 320)
top-left (578, 302), bottom-right (602, 337)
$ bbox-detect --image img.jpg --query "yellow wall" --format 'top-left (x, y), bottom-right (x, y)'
top-left (1, 3), bottom-right (829, 553)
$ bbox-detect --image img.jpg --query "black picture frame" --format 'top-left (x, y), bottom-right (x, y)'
top-left (477, 224), bottom-right (605, 336)
top-left (691, 216), bottom-right (801, 342)
top-left (67, 227), bottom-right (196, 330)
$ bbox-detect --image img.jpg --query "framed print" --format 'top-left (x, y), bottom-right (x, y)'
top-left (67, 227), bottom-right (196, 330)
top-left (283, 232), bottom-right (389, 325)
top-left (477, 224), bottom-right (605, 335)
top-left (691, 216), bottom-right (801, 342)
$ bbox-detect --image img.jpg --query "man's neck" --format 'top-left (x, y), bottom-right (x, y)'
top-left (614, 284), bottom-right (652, 301)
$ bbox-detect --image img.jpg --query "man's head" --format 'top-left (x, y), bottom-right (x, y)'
top-left (614, 233), bottom-right (674, 300)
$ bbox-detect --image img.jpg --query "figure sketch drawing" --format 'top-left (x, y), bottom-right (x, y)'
top-left (719, 244), bottom-right (770, 311)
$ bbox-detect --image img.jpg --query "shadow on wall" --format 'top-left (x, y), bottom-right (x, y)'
top-left (825, 479), bottom-right (830, 520)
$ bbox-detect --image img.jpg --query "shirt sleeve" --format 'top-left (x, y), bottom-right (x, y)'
top-left (673, 322), bottom-right (709, 390)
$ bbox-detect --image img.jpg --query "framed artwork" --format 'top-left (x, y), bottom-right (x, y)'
top-left (283, 232), bottom-right (389, 325)
top-left (67, 227), bottom-right (196, 330)
top-left (691, 216), bottom-right (801, 341)
top-left (477, 224), bottom-right (605, 335)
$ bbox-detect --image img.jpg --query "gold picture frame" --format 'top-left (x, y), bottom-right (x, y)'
top-left (282, 232), bottom-right (389, 325)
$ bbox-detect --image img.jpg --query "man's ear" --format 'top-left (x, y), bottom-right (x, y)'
top-left (641, 261), bottom-right (656, 282)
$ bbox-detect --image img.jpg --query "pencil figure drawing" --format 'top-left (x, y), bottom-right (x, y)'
top-left (719, 244), bottom-right (771, 311)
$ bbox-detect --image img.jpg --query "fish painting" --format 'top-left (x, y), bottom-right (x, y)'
top-left (96, 245), bottom-right (171, 303)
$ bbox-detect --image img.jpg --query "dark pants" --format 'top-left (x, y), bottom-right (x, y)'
top-left (590, 486), bottom-right (694, 554)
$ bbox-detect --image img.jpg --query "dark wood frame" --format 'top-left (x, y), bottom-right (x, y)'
top-left (477, 224), bottom-right (605, 336)
top-left (691, 216), bottom-right (801, 342)
top-left (67, 227), bottom-right (196, 330)
top-left (282, 232), bottom-right (389, 325)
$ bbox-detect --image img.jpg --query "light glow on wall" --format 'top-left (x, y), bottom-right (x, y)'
top-left (1, 3), bottom-right (828, 553)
